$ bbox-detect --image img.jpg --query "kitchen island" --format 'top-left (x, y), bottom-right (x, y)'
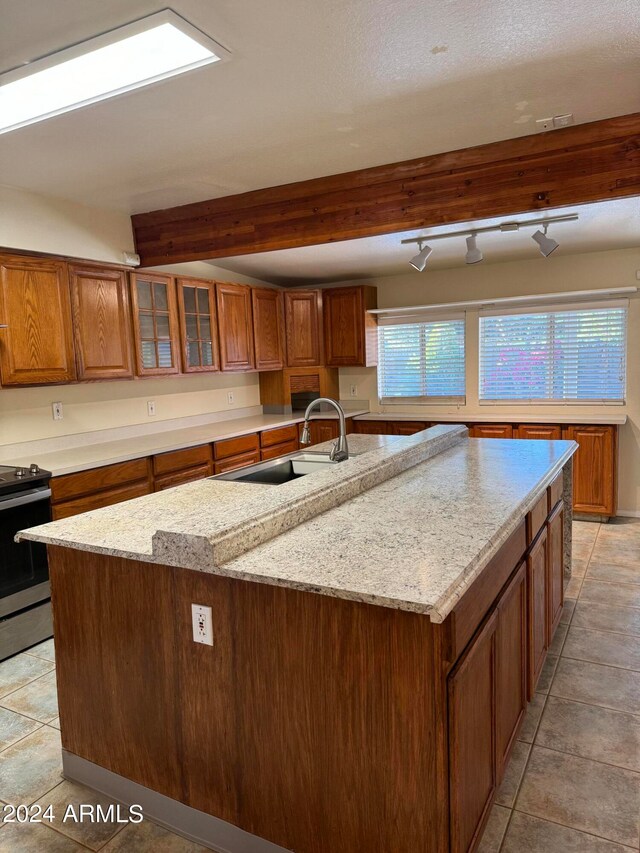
top-left (18, 426), bottom-right (576, 853)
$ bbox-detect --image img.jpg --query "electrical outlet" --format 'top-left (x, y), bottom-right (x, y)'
top-left (535, 117), bottom-right (554, 131)
top-left (227, 391), bottom-right (234, 405)
top-left (552, 113), bottom-right (574, 128)
top-left (147, 400), bottom-right (156, 417)
top-left (52, 402), bottom-right (63, 421)
top-left (350, 384), bottom-right (358, 397)
top-left (191, 604), bottom-right (213, 646)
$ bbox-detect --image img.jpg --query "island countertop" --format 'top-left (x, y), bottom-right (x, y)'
top-left (18, 428), bottom-right (576, 622)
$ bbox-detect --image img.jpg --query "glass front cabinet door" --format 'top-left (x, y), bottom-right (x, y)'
top-left (130, 273), bottom-right (181, 376)
top-left (176, 278), bottom-right (220, 373)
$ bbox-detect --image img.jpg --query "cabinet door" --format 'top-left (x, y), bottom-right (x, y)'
top-left (547, 503), bottom-right (564, 643)
top-left (0, 254), bottom-right (76, 385)
top-left (176, 279), bottom-right (219, 373)
top-left (216, 283), bottom-right (255, 372)
top-left (69, 265), bottom-right (133, 380)
top-left (252, 287), bottom-right (284, 371)
top-left (284, 290), bottom-right (322, 367)
top-left (353, 421), bottom-right (391, 435)
top-left (562, 425), bottom-right (616, 515)
top-left (393, 421), bottom-right (428, 435)
top-left (515, 424), bottom-right (562, 440)
top-left (527, 528), bottom-right (549, 698)
top-left (495, 563), bottom-right (527, 781)
top-left (470, 424), bottom-right (513, 439)
top-left (323, 286), bottom-right (377, 367)
top-left (448, 610), bottom-right (498, 853)
top-left (130, 273), bottom-right (180, 376)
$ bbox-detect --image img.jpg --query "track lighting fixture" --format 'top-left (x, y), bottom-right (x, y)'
top-left (465, 233), bottom-right (483, 265)
top-left (409, 241), bottom-right (433, 272)
top-left (531, 224), bottom-right (559, 257)
top-left (403, 212), bottom-right (575, 270)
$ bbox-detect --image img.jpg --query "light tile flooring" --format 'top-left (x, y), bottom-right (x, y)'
top-left (479, 517), bottom-right (640, 853)
top-left (0, 520), bottom-right (638, 851)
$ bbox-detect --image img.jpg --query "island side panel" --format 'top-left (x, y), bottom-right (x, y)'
top-left (48, 546), bottom-right (184, 802)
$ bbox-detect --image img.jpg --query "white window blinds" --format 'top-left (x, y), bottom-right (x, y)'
top-left (479, 303), bottom-right (627, 402)
top-left (377, 317), bottom-right (465, 403)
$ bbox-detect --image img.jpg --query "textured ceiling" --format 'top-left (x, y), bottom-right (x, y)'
top-left (0, 0), bottom-right (639, 213)
top-left (198, 199), bottom-right (640, 285)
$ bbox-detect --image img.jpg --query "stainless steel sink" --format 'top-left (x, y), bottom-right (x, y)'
top-left (211, 451), bottom-right (356, 485)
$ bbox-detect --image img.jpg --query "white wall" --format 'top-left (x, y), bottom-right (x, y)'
top-left (335, 247), bottom-right (640, 514)
top-left (0, 188), bottom-right (266, 447)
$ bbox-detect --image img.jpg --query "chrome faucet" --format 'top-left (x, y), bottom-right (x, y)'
top-left (300, 398), bottom-right (349, 462)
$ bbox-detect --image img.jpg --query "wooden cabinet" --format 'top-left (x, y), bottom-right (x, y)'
top-left (213, 433), bottom-right (260, 473)
top-left (252, 288), bottom-right (284, 371)
top-left (353, 420), bottom-right (391, 435)
top-left (51, 458), bottom-right (152, 520)
top-left (284, 290), bottom-right (322, 367)
top-left (176, 278), bottom-right (219, 373)
top-left (152, 444), bottom-right (213, 491)
top-left (547, 503), bottom-right (564, 643)
top-left (448, 610), bottom-right (498, 853)
top-left (495, 562), bottom-right (527, 780)
top-left (298, 418), bottom-right (353, 447)
top-left (216, 282), bottom-right (255, 372)
top-left (130, 272), bottom-right (180, 376)
top-left (322, 285), bottom-right (377, 367)
top-left (515, 424), bottom-right (562, 440)
top-left (527, 528), bottom-right (549, 697)
top-left (393, 421), bottom-right (429, 435)
top-left (0, 254), bottom-right (76, 385)
top-left (260, 424), bottom-right (299, 460)
top-left (69, 265), bottom-right (133, 380)
top-left (562, 425), bottom-right (617, 516)
top-left (470, 424), bottom-right (513, 439)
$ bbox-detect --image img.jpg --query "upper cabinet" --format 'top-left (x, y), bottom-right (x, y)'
top-left (216, 282), bottom-right (255, 372)
top-left (176, 278), bottom-right (219, 374)
top-left (322, 285), bottom-right (377, 367)
top-left (0, 254), bottom-right (76, 386)
top-left (130, 272), bottom-right (181, 376)
top-left (69, 265), bottom-right (134, 381)
top-left (252, 287), bottom-right (284, 371)
top-left (284, 290), bottom-right (322, 367)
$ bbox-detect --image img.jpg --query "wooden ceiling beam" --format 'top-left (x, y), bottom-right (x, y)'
top-left (132, 112), bottom-right (640, 267)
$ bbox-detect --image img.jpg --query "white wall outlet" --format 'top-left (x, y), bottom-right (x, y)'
top-left (350, 384), bottom-right (358, 397)
top-left (191, 604), bottom-right (213, 646)
top-left (227, 391), bottom-right (234, 405)
top-left (52, 402), bottom-right (63, 421)
top-left (552, 113), bottom-right (574, 128)
top-left (147, 400), bottom-right (156, 417)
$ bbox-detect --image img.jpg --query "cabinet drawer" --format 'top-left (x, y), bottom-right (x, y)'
top-left (214, 450), bottom-right (260, 474)
top-left (260, 424), bottom-right (298, 448)
top-left (526, 492), bottom-right (548, 545)
top-left (51, 458), bottom-right (150, 503)
top-left (153, 444), bottom-right (212, 476)
top-left (393, 421), bottom-right (428, 435)
top-left (353, 421), bottom-right (391, 435)
top-left (52, 481), bottom-right (151, 519)
top-left (470, 424), bottom-right (513, 439)
top-left (154, 464), bottom-right (212, 491)
top-left (260, 439), bottom-right (299, 461)
top-left (548, 472), bottom-right (563, 513)
top-left (214, 433), bottom-right (259, 460)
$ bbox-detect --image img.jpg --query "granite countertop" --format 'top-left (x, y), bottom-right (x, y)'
top-left (2, 409), bottom-right (370, 477)
top-left (355, 412), bottom-right (628, 425)
top-left (18, 428), bottom-right (576, 622)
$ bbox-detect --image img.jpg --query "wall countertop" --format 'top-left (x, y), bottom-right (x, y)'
top-left (2, 409), bottom-right (370, 478)
top-left (354, 412), bottom-right (628, 425)
top-left (19, 428), bottom-right (576, 623)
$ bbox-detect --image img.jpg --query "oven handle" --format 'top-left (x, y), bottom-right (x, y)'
top-left (0, 488), bottom-right (52, 511)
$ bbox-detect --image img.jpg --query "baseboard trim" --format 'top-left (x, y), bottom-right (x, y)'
top-left (62, 751), bottom-right (291, 853)
top-left (615, 509), bottom-right (640, 518)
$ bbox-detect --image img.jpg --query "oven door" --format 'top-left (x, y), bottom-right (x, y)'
top-left (0, 487), bottom-right (52, 615)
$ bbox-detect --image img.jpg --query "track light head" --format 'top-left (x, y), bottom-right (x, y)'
top-left (465, 233), bottom-right (483, 265)
top-left (409, 241), bottom-right (433, 271)
top-left (532, 224), bottom-right (559, 257)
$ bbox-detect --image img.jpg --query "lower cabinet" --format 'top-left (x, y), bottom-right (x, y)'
top-left (527, 528), bottom-right (549, 697)
top-left (298, 418), bottom-right (353, 446)
top-left (153, 444), bottom-right (213, 491)
top-left (51, 459), bottom-right (152, 520)
top-left (562, 425), bottom-right (617, 516)
top-left (470, 424), bottom-right (513, 439)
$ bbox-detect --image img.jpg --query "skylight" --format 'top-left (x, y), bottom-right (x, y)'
top-left (0, 10), bottom-right (230, 134)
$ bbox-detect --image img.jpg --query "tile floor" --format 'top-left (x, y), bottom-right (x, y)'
top-left (479, 517), bottom-right (640, 853)
top-left (0, 520), bottom-right (638, 851)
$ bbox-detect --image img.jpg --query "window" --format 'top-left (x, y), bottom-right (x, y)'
top-left (479, 303), bottom-right (627, 402)
top-left (377, 317), bottom-right (465, 403)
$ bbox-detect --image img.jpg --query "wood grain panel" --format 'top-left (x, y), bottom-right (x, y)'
top-left (213, 432), bottom-right (259, 460)
top-left (51, 459), bottom-right (151, 503)
top-left (132, 113), bottom-right (640, 265)
top-left (470, 424), bottom-right (514, 439)
top-left (548, 471), bottom-right (563, 512)
top-left (51, 481), bottom-right (151, 519)
top-left (216, 282), bottom-right (255, 371)
top-left (527, 528), bottom-right (549, 698)
top-left (284, 290), bottom-right (322, 366)
top-left (252, 287), bottom-right (284, 371)
top-left (563, 425), bottom-right (617, 515)
top-left (0, 254), bottom-right (76, 385)
top-left (260, 439), bottom-right (299, 460)
top-left (259, 424), bottom-right (299, 448)
top-left (213, 450), bottom-right (260, 473)
top-left (515, 424), bottom-right (562, 440)
top-left (393, 421), bottom-right (429, 435)
top-left (547, 503), bottom-right (564, 643)
top-left (322, 286), bottom-right (377, 367)
top-left (526, 492), bottom-right (548, 544)
top-left (353, 420), bottom-right (393, 435)
top-left (69, 265), bottom-right (134, 380)
top-left (152, 444), bottom-right (212, 476)
top-left (154, 465), bottom-right (212, 491)
top-left (48, 547), bottom-right (182, 799)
